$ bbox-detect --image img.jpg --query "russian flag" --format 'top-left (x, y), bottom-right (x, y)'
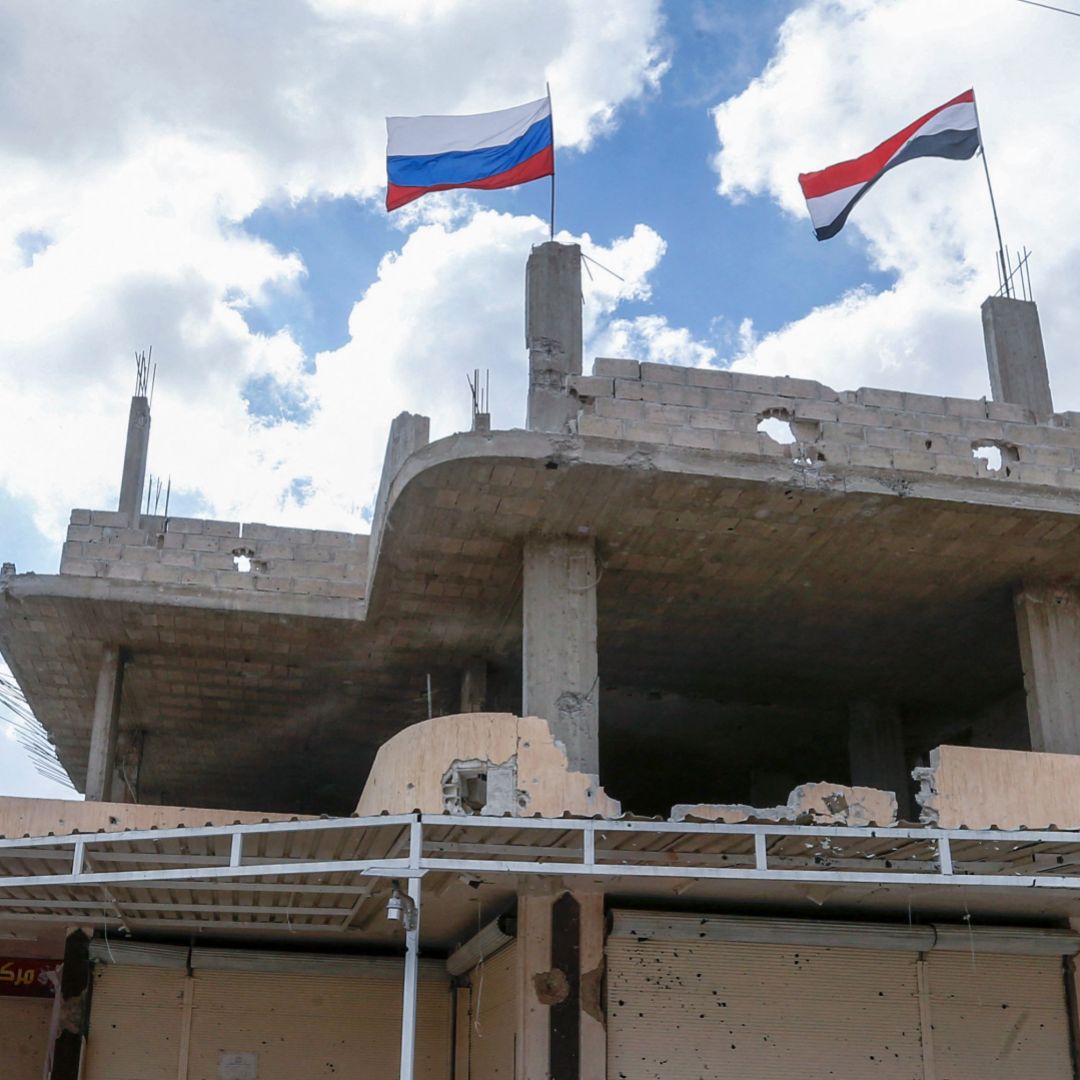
top-left (386, 96), bottom-right (554, 212)
top-left (799, 89), bottom-right (980, 241)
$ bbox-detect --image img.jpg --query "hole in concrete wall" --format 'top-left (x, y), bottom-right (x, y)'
top-left (972, 442), bottom-right (1019, 476)
top-left (757, 413), bottom-right (796, 444)
top-left (232, 546), bottom-right (255, 572)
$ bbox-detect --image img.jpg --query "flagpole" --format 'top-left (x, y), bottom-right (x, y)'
top-left (546, 81), bottom-right (555, 240)
top-left (972, 88), bottom-right (1010, 297)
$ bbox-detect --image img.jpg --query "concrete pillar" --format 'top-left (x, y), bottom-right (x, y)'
top-left (848, 701), bottom-right (912, 819)
top-left (522, 536), bottom-right (598, 775)
top-left (981, 296), bottom-right (1054, 421)
top-left (1015, 585), bottom-right (1080, 753)
top-left (514, 886), bottom-right (606, 1080)
top-left (117, 396), bottom-right (151, 523)
top-left (526, 241), bottom-right (582, 433)
top-left (85, 645), bottom-right (124, 801)
top-left (48, 928), bottom-right (90, 1080)
top-left (460, 658), bottom-right (487, 713)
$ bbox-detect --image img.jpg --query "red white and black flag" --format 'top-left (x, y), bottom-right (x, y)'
top-left (798, 89), bottom-right (980, 241)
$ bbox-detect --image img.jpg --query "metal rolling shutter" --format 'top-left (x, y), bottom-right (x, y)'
top-left (464, 941), bottom-right (517, 1079)
top-left (607, 912), bottom-right (1079, 1080)
top-left (0, 999), bottom-right (54, 1080)
top-left (83, 943), bottom-right (451, 1080)
top-left (926, 951), bottom-right (1073, 1079)
top-left (83, 964), bottom-right (188, 1080)
top-left (607, 923), bottom-right (923, 1079)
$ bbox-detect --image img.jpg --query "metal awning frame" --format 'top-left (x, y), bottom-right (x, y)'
top-left (7, 812), bottom-right (1080, 1080)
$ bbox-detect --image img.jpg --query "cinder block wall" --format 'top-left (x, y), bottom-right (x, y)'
top-left (59, 512), bottom-right (368, 600)
top-left (572, 358), bottom-right (1080, 489)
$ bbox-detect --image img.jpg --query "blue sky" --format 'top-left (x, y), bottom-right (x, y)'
top-left (1, 0), bottom-right (1077, 800)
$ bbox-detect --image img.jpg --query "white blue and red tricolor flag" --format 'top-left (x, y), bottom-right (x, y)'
top-left (386, 95), bottom-right (554, 212)
top-left (798, 89), bottom-right (980, 241)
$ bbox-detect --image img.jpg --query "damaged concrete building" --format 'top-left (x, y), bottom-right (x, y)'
top-left (3, 241), bottom-right (1080, 1077)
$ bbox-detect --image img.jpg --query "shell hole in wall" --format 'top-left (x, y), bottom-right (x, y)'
top-left (972, 442), bottom-right (1019, 476)
top-left (757, 415), bottom-right (796, 445)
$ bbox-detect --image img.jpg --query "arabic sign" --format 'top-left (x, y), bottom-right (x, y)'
top-left (0, 958), bottom-right (61, 998)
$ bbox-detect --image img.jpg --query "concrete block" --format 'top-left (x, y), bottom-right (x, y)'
top-left (178, 569), bottom-right (218, 588)
top-left (67, 525), bottom-right (104, 543)
top-left (944, 396), bottom-right (987, 419)
top-left (577, 415), bottom-right (624, 439)
top-left (592, 357), bottom-right (640, 379)
top-left (656, 383), bottom-right (708, 408)
top-left (1011, 464), bottom-right (1060, 487)
top-left (792, 400), bottom-right (840, 422)
top-left (200, 519), bottom-right (242, 538)
top-left (933, 455), bottom-right (978, 478)
top-left (776, 376), bottom-right (835, 401)
top-left (643, 403), bottom-right (692, 426)
top-left (567, 375), bottom-right (614, 398)
top-left (105, 562), bottom-right (145, 582)
top-left (855, 387), bottom-right (906, 410)
top-left (686, 367), bottom-right (736, 390)
top-left (891, 450), bottom-right (937, 472)
top-left (837, 404), bottom-right (880, 426)
top-left (251, 541), bottom-right (294, 559)
top-left (165, 516), bottom-right (212, 534)
top-left (703, 388), bottom-right (755, 412)
top-left (1032, 446), bottom-right (1075, 468)
top-left (986, 401), bottom-right (1035, 423)
top-left (89, 510), bottom-right (133, 527)
top-left (641, 361), bottom-right (688, 384)
top-left (671, 428), bottom-right (716, 450)
top-left (902, 393), bottom-right (947, 415)
top-left (143, 564), bottom-right (185, 585)
top-left (613, 378), bottom-right (657, 402)
top-left (864, 427), bottom-right (912, 451)
top-left (622, 421), bottom-right (673, 444)
top-left (596, 397), bottom-right (646, 421)
top-left (713, 431), bottom-right (766, 455)
top-left (70, 509), bottom-right (92, 526)
top-left (160, 552), bottom-right (196, 569)
top-left (116, 546), bottom-right (159, 564)
top-left (1055, 411), bottom-right (1080, 429)
top-left (847, 445), bottom-right (894, 469)
top-left (215, 571), bottom-right (256, 589)
top-left (59, 558), bottom-right (102, 577)
top-left (182, 534), bottom-right (223, 553)
top-left (195, 553), bottom-right (239, 571)
top-left (728, 372), bottom-right (778, 395)
top-left (688, 409), bottom-right (738, 431)
top-left (960, 417), bottom-right (1006, 440)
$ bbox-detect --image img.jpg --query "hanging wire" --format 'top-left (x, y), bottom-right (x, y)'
top-left (1015, 0), bottom-right (1080, 14)
top-left (0, 667), bottom-right (75, 789)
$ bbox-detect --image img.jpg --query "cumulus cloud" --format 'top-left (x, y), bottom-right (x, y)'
top-left (710, 0), bottom-right (1080, 401)
top-left (0, 0), bottom-right (667, 546)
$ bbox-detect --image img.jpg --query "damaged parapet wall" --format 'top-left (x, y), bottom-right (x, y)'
top-left (673, 782), bottom-right (898, 828)
top-left (571, 359), bottom-right (1080, 490)
top-left (915, 744), bottom-right (1080, 829)
top-left (58, 511), bottom-right (368, 600)
top-left (354, 712), bottom-right (621, 818)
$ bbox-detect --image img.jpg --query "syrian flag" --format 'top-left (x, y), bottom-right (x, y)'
top-left (799, 89), bottom-right (980, 241)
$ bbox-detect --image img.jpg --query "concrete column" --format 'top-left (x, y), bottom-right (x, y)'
top-left (1015, 585), bottom-right (1080, 753)
top-left (522, 536), bottom-right (598, 774)
top-left (526, 241), bottom-right (582, 433)
top-left (982, 296), bottom-right (1054, 421)
top-left (117, 396), bottom-right (151, 523)
top-left (48, 928), bottom-right (90, 1080)
top-left (85, 645), bottom-right (124, 801)
top-left (459, 658), bottom-right (487, 713)
top-left (514, 886), bottom-right (606, 1080)
top-left (848, 701), bottom-right (911, 819)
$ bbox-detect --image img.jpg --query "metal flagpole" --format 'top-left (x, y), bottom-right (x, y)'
top-left (972, 88), bottom-right (1010, 297)
top-left (547, 81), bottom-right (555, 240)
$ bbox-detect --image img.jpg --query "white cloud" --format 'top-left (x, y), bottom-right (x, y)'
top-left (0, 1), bottom-right (667, 547)
top-left (710, 0), bottom-right (1080, 402)
top-left (593, 314), bottom-right (718, 369)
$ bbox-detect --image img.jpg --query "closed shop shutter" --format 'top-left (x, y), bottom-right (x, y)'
top-left (926, 951), bottom-right (1072, 1079)
top-left (83, 944), bottom-right (451, 1080)
top-left (463, 941), bottom-right (517, 1079)
top-left (0, 999), bottom-right (54, 1080)
top-left (83, 965), bottom-right (188, 1080)
top-left (607, 927), bottom-right (923, 1080)
top-left (606, 911), bottom-right (1079, 1080)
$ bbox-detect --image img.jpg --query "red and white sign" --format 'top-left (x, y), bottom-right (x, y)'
top-left (0, 958), bottom-right (61, 998)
